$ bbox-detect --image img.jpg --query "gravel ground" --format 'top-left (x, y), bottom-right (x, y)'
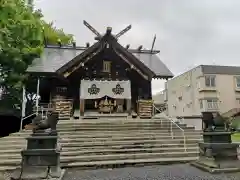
top-left (63, 164), bottom-right (240, 180)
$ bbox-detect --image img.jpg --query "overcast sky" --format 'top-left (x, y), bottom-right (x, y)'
top-left (35, 0), bottom-right (240, 94)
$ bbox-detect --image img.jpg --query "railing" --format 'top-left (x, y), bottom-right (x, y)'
top-left (20, 104), bottom-right (50, 131)
top-left (206, 101), bottom-right (219, 110)
top-left (20, 112), bottom-right (36, 131)
top-left (152, 104), bottom-right (187, 152)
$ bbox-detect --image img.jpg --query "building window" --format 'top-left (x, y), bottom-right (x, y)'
top-left (236, 99), bottom-right (240, 104)
top-left (235, 76), bottom-right (240, 88)
top-left (206, 99), bottom-right (218, 109)
top-left (103, 61), bottom-right (111, 72)
top-left (205, 75), bottom-right (216, 87)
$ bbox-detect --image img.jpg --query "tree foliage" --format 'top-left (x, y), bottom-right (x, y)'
top-left (0, 0), bottom-right (73, 112)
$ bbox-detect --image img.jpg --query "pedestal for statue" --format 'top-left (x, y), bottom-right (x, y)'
top-left (191, 112), bottom-right (240, 173)
top-left (11, 112), bottom-right (63, 179)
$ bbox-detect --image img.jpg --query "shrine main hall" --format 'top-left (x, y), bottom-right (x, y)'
top-left (26, 22), bottom-right (173, 119)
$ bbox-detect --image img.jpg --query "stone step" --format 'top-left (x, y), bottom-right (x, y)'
top-left (58, 123), bottom-right (193, 127)
top-left (0, 144), bottom-right (26, 150)
top-left (0, 151), bottom-right (198, 166)
top-left (0, 139), bottom-right (202, 147)
top-left (62, 156), bottom-right (198, 168)
top-left (0, 147), bottom-right (199, 159)
top-left (57, 119), bottom-right (175, 123)
top-left (0, 135), bottom-right (202, 144)
top-left (0, 149), bottom-right (23, 154)
top-left (57, 119), bottom-right (167, 123)
top-left (4, 132), bottom-right (202, 140)
top-left (57, 122), bottom-right (188, 127)
top-left (60, 139), bottom-right (201, 147)
top-left (0, 142), bottom-right (198, 152)
top-left (60, 151), bottom-right (199, 164)
top-left (0, 156), bottom-right (198, 171)
top-left (0, 140), bottom-right (200, 150)
top-left (59, 135), bottom-right (202, 142)
top-left (1, 132), bottom-right (202, 141)
top-left (55, 126), bottom-right (194, 131)
top-left (56, 125), bottom-right (189, 129)
top-left (60, 147), bottom-right (199, 156)
top-left (62, 143), bottom-right (199, 151)
top-left (0, 166), bottom-right (18, 172)
top-left (9, 130), bottom-right (201, 137)
top-left (0, 146), bottom-right (199, 155)
top-left (0, 142), bottom-right (199, 153)
top-left (55, 129), bottom-right (196, 133)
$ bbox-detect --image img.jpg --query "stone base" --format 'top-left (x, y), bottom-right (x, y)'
top-left (22, 149), bottom-right (60, 167)
top-left (191, 157), bottom-right (240, 173)
top-left (10, 166), bottom-right (65, 180)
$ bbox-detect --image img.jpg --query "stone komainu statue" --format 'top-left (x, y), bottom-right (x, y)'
top-left (31, 111), bottom-right (59, 132)
top-left (202, 112), bottom-right (226, 131)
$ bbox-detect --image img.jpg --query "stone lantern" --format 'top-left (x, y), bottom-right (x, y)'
top-left (191, 112), bottom-right (240, 173)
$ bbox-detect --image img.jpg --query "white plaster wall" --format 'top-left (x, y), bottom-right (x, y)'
top-left (182, 118), bottom-right (203, 131)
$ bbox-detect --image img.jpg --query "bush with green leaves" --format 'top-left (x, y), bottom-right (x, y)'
top-left (0, 0), bottom-right (73, 112)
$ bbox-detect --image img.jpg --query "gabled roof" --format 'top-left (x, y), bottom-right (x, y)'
top-left (27, 36), bottom-right (173, 79)
top-left (27, 46), bottom-right (83, 73)
top-left (133, 53), bottom-right (173, 78)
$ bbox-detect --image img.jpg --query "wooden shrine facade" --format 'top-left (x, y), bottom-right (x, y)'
top-left (26, 22), bottom-right (173, 119)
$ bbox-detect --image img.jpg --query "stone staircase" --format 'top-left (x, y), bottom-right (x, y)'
top-left (0, 118), bottom-right (202, 171)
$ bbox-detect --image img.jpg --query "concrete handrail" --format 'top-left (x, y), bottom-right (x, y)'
top-left (20, 112), bottom-right (36, 131)
top-left (20, 105), bottom-right (46, 131)
top-left (152, 104), bottom-right (186, 152)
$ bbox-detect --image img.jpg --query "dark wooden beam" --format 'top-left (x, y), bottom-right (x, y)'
top-left (56, 41), bottom-right (101, 74)
top-left (128, 49), bottom-right (160, 54)
top-left (63, 47), bottom-right (104, 78)
top-left (113, 48), bottom-right (149, 80)
top-left (45, 45), bottom-right (160, 54)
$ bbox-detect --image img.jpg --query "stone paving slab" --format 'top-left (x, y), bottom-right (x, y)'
top-left (63, 164), bottom-right (240, 180)
top-left (1, 169), bottom-right (66, 180)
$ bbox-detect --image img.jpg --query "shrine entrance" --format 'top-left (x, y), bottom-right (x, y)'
top-left (79, 80), bottom-right (132, 116)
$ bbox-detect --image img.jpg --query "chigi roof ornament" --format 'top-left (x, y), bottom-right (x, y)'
top-left (83, 20), bottom-right (131, 41)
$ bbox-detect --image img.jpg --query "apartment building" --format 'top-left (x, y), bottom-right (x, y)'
top-left (164, 65), bottom-right (240, 117)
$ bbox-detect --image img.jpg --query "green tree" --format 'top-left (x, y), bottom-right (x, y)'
top-left (0, 0), bottom-right (73, 113)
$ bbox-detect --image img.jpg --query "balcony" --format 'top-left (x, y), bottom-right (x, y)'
top-left (198, 83), bottom-right (217, 92)
top-left (200, 100), bottom-right (219, 112)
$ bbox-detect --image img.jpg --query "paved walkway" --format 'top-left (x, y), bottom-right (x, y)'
top-left (63, 164), bottom-right (240, 180)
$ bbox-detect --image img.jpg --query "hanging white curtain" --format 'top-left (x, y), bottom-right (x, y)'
top-left (80, 80), bottom-right (131, 99)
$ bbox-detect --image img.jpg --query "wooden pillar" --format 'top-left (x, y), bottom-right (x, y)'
top-left (148, 80), bottom-right (152, 99)
top-left (126, 99), bottom-right (131, 115)
top-left (36, 78), bottom-right (40, 115)
top-left (80, 99), bottom-right (85, 116)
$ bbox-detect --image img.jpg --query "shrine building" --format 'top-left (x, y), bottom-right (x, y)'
top-left (26, 22), bottom-right (173, 119)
